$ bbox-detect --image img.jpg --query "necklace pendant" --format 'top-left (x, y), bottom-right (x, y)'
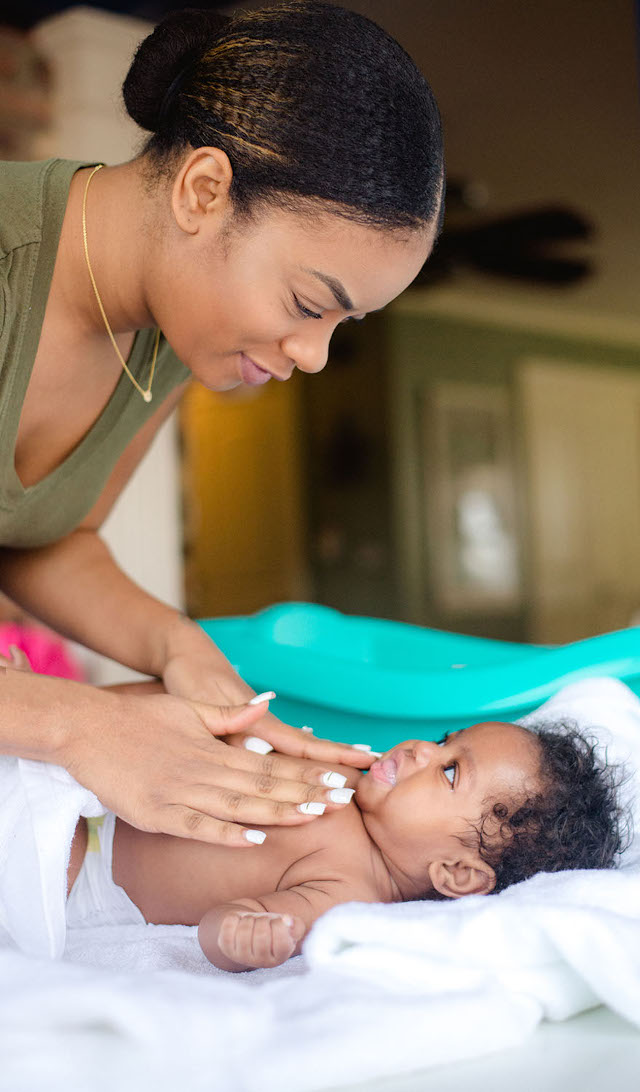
top-left (143, 390), bottom-right (153, 403)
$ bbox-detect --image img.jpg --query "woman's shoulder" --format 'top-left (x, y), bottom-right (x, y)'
top-left (0, 158), bottom-right (86, 260)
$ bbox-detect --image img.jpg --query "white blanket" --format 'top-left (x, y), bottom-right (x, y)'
top-left (1, 677), bottom-right (640, 1092)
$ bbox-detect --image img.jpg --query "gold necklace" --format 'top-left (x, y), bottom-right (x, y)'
top-left (81, 164), bottom-right (158, 403)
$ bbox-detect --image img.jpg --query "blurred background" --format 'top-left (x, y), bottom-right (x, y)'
top-left (1, 0), bottom-right (639, 682)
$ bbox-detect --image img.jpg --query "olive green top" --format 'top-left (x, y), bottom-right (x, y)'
top-left (0, 158), bottom-right (190, 549)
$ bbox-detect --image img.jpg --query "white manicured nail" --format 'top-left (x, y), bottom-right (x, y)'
top-left (352, 744), bottom-right (372, 751)
top-left (322, 771), bottom-right (347, 788)
top-left (368, 751), bottom-right (383, 758)
top-left (298, 801), bottom-right (326, 815)
top-left (328, 788), bottom-right (355, 804)
top-left (244, 830), bottom-right (266, 844)
top-left (301, 725), bottom-right (314, 733)
top-left (244, 737), bottom-right (274, 755)
top-left (249, 691), bottom-right (276, 705)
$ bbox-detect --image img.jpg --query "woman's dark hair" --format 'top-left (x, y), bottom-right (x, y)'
top-left (467, 722), bottom-right (629, 895)
top-left (122, 2), bottom-right (444, 230)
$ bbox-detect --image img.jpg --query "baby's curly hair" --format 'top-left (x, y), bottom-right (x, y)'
top-left (466, 721), bottom-right (629, 894)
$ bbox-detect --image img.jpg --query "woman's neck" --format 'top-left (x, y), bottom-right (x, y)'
top-left (55, 158), bottom-right (157, 341)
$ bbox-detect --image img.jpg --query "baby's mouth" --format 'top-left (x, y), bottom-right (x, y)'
top-left (369, 755), bottom-right (398, 787)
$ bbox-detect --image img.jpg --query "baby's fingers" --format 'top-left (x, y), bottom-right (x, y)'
top-left (224, 912), bottom-right (298, 967)
top-left (247, 913), bottom-right (297, 965)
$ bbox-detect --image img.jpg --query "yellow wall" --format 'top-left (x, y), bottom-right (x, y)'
top-left (180, 376), bottom-right (310, 618)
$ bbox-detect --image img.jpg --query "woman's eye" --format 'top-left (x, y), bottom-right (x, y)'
top-left (443, 763), bottom-right (457, 788)
top-left (293, 295), bottom-right (323, 320)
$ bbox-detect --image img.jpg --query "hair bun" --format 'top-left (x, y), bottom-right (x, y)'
top-left (123, 7), bottom-right (229, 133)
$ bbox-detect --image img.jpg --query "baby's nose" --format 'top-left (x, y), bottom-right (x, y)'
top-left (412, 740), bottom-right (440, 767)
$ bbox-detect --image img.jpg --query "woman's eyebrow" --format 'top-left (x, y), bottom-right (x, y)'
top-left (301, 267), bottom-right (354, 311)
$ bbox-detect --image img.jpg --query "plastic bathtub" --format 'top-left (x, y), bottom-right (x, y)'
top-left (198, 603), bottom-right (640, 752)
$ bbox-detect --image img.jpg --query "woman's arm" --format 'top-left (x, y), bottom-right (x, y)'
top-left (0, 385), bottom-right (187, 676)
top-left (0, 391), bottom-right (372, 839)
top-left (0, 388), bottom-right (374, 771)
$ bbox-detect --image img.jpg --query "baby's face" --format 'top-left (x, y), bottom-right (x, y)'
top-left (355, 721), bottom-right (541, 899)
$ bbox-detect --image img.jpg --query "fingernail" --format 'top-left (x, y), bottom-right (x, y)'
top-left (244, 830), bottom-right (266, 844)
top-left (328, 787), bottom-right (355, 804)
top-left (369, 751), bottom-right (383, 758)
top-left (282, 914), bottom-right (294, 928)
top-left (301, 725), bottom-right (314, 734)
top-left (244, 737), bottom-right (274, 754)
top-left (298, 801), bottom-right (326, 815)
top-left (249, 691), bottom-right (276, 705)
top-left (321, 771), bottom-right (347, 788)
top-left (352, 744), bottom-right (372, 751)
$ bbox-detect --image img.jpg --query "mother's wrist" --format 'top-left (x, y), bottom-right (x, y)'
top-left (150, 610), bottom-right (203, 677)
top-left (0, 670), bottom-right (115, 767)
top-left (52, 681), bottom-right (122, 770)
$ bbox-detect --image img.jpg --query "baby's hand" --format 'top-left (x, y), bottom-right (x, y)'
top-left (0, 646), bottom-right (33, 673)
top-left (217, 909), bottom-right (306, 969)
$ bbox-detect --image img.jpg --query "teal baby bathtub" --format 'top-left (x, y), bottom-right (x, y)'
top-left (198, 603), bottom-right (640, 752)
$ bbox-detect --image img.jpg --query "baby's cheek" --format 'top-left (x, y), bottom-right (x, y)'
top-left (354, 773), bottom-right (380, 813)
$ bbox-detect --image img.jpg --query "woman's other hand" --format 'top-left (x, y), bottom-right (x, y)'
top-left (161, 619), bottom-right (377, 773)
top-left (61, 688), bottom-right (363, 846)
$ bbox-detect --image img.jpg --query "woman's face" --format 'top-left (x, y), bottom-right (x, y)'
top-left (147, 174), bottom-right (436, 391)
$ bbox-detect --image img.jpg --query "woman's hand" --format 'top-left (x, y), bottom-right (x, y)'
top-left (161, 618), bottom-right (378, 773)
top-left (60, 688), bottom-right (364, 846)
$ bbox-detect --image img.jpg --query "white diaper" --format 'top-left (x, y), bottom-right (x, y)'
top-left (66, 812), bottom-right (145, 929)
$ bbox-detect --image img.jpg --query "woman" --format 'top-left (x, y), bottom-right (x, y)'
top-left (0, 3), bottom-right (444, 847)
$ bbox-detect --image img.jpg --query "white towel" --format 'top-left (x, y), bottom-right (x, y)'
top-left (1, 676), bottom-right (639, 1092)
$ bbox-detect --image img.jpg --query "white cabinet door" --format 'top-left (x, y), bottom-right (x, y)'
top-left (520, 358), bottom-right (640, 642)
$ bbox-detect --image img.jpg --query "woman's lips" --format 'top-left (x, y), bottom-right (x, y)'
top-left (239, 353), bottom-right (272, 386)
top-left (370, 756), bottom-right (398, 786)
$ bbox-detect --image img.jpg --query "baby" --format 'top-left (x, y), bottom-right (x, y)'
top-left (4, 647), bottom-right (625, 973)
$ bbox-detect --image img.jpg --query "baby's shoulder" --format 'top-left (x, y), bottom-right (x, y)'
top-left (276, 804), bottom-right (381, 900)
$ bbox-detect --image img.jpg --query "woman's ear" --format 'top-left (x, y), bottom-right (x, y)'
top-left (428, 858), bottom-right (496, 899)
top-left (171, 146), bottom-right (234, 236)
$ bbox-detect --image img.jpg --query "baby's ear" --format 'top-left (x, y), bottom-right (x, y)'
top-left (428, 858), bottom-right (496, 899)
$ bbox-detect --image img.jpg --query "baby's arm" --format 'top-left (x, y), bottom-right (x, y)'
top-left (199, 882), bottom-right (352, 972)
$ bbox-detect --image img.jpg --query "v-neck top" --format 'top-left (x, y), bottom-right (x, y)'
top-left (0, 158), bottom-right (190, 548)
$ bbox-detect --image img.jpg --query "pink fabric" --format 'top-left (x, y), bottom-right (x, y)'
top-left (0, 622), bottom-right (85, 681)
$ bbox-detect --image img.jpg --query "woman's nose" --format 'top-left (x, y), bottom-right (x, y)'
top-left (281, 328), bottom-right (331, 375)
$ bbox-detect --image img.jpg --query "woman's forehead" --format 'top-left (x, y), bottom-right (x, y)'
top-left (241, 204), bottom-right (434, 309)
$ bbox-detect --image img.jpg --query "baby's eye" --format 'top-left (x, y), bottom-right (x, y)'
top-left (443, 763), bottom-right (457, 788)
